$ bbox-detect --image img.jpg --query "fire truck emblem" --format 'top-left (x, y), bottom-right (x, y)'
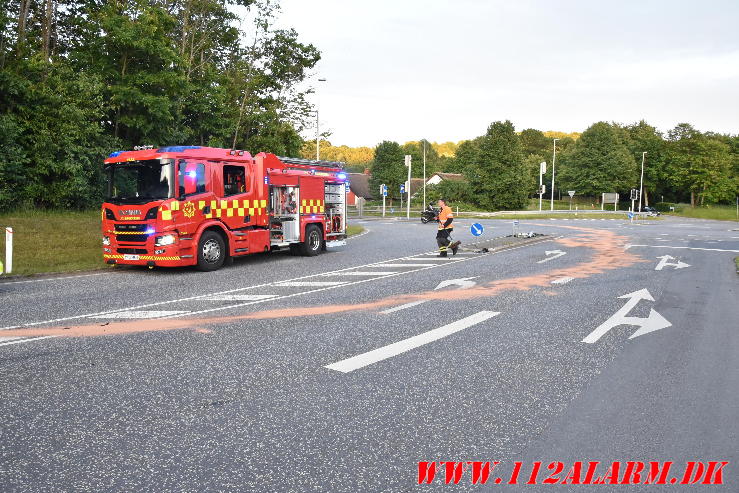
top-left (182, 201), bottom-right (196, 218)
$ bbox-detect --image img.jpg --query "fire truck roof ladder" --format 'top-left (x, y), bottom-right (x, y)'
top-left (277, 156), bottom-right (345, 169)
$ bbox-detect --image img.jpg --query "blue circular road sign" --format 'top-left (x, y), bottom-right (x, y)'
top-left (471, 223), bottom-right (484, 237)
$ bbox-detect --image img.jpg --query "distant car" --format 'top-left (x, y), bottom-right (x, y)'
top-left (637, 206), bottom-right (660, 216)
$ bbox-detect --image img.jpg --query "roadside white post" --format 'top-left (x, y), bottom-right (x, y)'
top-left (5, 227), bottom-right (12, 274)
top-left (405, 154), bottom-right (411, 220)
top-left (380, 184), bottom-right (386, 217)
top-left (550, 138), bottom-right (559, 211)
top-left (638, 151), bottom-right (646, 213)
top-left (568, 190), bottom-right (575, 210)
top-left (539, 161), bottom-right (546, 211)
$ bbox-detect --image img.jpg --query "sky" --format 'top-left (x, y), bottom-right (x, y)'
top-left (271, 0), bottom-right (739, 147)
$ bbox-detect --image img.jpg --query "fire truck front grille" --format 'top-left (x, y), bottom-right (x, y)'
top-left (115, 223), bottom-right (148, 232)
top-left (116, 234), bottom-right (148, 243)
top-left (117, 248), bottom-right (148, 255)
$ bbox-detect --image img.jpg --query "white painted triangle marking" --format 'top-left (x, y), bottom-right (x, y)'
top-left (199, 294), bottom-right (278, 301)
top-left (90, 310), bottom-right (189, 319)
top-left (274, 281), bottom-right (347, 287)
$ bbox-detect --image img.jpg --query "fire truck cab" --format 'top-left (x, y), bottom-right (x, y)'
top-left (101, 146), bottom-right (348, 271)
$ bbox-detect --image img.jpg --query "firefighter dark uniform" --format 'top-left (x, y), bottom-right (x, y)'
top-left (436, 205), bottom-right (460, 256)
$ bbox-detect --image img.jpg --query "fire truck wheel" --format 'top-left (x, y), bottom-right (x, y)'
top-left (301, 225), bottom-right (322, 256)
top-left (196, 230), bottom-right (226, 271)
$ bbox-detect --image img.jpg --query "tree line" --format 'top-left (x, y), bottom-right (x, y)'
top-left (366, 121), bottom-right (738, 209)
top-left (0, 0), bottom-right (319, 211)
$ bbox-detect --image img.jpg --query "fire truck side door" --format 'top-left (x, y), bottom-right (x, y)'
top-left (218, 164), bottom-right (255, 231)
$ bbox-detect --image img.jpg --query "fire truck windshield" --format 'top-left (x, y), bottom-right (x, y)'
top-left (105, 159), bottom-right (174, 204)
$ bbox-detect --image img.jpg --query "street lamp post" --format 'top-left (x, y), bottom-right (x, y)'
top-left (638, 152), bottom-right (647, 213)
top-left (316, 78), bottom-right (326, 160)
top-left (423, 141), bottom-right (426, 208)
top-left (550, 138), bottom-right (560, 211)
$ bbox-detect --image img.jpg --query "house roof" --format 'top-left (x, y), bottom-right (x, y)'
top-left (348, 173), bottom-right (372, 199)
top-left (429, 172), bottom-right (466, 183)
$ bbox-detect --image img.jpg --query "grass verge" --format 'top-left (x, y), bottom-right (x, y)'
top-left (665, 205), bottom-right (739, 222)
top-left (0, 211), bottom-right (367, 277)
top-left (346, 225), bottom-right (365, 236)
top-left (0, 210), bottom-right (105, 276)
top-left (735, 257), bottom-right (739, 274)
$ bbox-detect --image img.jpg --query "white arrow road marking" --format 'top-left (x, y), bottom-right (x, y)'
top-left (582, 289), bottom-right (671, 344)
top-left (325, 311), bottom-right (500, 373)
top-left (551, 276), bottom-right (574, 285)
top-left (537, 250), bottom-right (567, 263)
top-left (654, 255), bottom-right (690, 271)
top-left (434, 277), bottom-right (477, 290)
top-left (382, 277), bottom-right (479, 314)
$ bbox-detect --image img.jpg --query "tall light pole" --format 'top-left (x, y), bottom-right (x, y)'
top-left (638, 151), bottom-right (647, 213)
top-left (405, 154), bottom-right (412, 219)
top-left (550, 138), bottom-right (560, 211)
top-left (422, 140), bottom-right (427, 207)
top-left (316, 78), bottom-right (326, 160)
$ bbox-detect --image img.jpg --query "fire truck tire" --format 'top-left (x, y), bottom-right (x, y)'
top-left (301, 224), bottom-right (322, 256)
top-left (196, 230), bottom-right (226, 271)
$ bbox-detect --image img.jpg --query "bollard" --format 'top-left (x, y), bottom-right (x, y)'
top-left (5, 227), bottom-right (12, 274)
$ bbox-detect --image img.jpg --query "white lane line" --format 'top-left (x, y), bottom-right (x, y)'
top-left (0, 336), bottom-right (57, 347)
top-left (380, 300), bottom-right (429, 314)
top-left (1, 238), bottom-right (553, 332)
top-left (329, 271), bottom-right (399, 276)
top-left (274, 281), bottom-right (347, 287)
top-left (89, 310), bottom-right (189, 319)
top-left (626, 244), bottom-right (739, 253)
top-left (551, 276), bottom-right (574, 285)
top-left (0, 272), bottom-right (110, 285)
top-left (372, 263), bottom-right (437, 267)
top-left (325, 311), bottom-right (501, 373)
top-left (199, 294), bottom-right (278, 301)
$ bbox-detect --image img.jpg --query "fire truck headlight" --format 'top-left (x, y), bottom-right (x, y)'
top-left (102, 236), bottom-right (110, 246)
top-left (155, 234), bottom-right (176, 247)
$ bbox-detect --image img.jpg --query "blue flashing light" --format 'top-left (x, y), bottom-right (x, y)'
top-left (156, 146), bottom-right (201, 153)
top-left (186, 171), bottom-right (197, 178)
top-left (145, 228), bottom-right (155, 235)
top-left (337, 172), bottom-right (347, 180)
top-left (108, 150), bottom-right (125, 158)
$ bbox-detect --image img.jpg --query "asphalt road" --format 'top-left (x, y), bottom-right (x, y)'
top-left (1, 215), bottom-right (738, 492)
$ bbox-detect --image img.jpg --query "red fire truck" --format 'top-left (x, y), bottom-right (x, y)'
top-left (101, 146), bottom-right (348, 271)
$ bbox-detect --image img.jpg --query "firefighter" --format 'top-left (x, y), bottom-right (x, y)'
top-left (436, 198), bottom-right (461, 257)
